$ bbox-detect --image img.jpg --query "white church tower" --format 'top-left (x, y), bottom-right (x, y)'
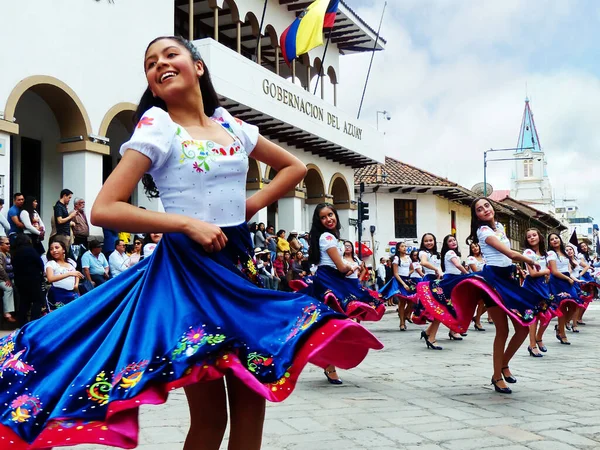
top-left (510, 98), bottom-right (554, 213)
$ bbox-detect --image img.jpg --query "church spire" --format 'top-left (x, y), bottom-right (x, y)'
top-left (516, 97), bottom-right (542, 153)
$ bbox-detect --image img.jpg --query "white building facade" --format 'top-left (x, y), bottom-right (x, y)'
top-left (0, 0), bottom-right (385, 242)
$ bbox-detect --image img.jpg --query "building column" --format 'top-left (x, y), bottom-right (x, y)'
top-left (236, 21), bottom-right (242, 53)
top-left (275, 47), bottom-right (280, 75)
top-left (278, 197), bottom-right (304, 235)
top-left (188, 0), bottom-right (194, 41)
top-left (213, 7), bottom-right (219, 41)
top-left (62, 151), bottom-right (105, 237)
top-left (0, 132), bottom-right (12, 201)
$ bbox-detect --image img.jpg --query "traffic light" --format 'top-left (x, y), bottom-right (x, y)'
top-left (358, 201), bottom-right (370, 222)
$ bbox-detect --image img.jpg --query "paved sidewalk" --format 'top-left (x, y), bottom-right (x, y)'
top-left (10, 306), bottom-right (600, 449)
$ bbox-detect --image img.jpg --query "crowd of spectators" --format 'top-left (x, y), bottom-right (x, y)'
top-left (0, 190), bottom-right (162, 328)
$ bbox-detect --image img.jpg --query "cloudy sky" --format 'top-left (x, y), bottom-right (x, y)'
top-left (338, 0), bottom-right (600, 221)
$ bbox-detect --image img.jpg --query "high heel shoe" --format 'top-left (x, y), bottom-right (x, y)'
top-left (557, 335), bottom-right (571, 345)
top-left (491, 377), bottom-right (512, 394)
top-left (421, 330), bottom-right (442, 350)
top-left (472, 318), bottom-right (485, 331)
top-left (528, 346), bottom-right (543, 357)
top-left (501, 367), bottom-right (517, 383)
top-left (399, 324), bottom-right (407, 331)
top-left (324, 369), bottom-right (343, 385)
top-left (536, 340), bottom-right (547, 352)
top-left (448, 332), bottom-right (463, 341)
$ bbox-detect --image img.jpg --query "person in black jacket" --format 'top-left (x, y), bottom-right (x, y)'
top-left (12, 234), bottom-right (45, 325)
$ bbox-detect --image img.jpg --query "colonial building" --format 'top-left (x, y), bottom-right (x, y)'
top-left (0, 0), bottom-right (385, 241)
top-left (355, 157), bottom-right (565, 267)
top-left (510, 98), bottom-right (554, 213)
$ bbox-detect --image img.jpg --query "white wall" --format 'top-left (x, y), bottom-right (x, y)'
top-left (0, 0), bottom-right (172, 132)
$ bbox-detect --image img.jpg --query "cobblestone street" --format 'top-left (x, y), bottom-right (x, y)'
top-left (55, 305), bottom-right (600, 449)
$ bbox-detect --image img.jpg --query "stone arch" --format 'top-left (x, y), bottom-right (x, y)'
top-left (244, 11), bottom-right (260, 37)
top-left (4, 75), bottom-right (92, 139)
top-left (327, 66), bottom-right (338, 85)
top-left (222, 0), bottom-right (240, 23)
top-left (98, 102), bottom-right (137, 137)
top-left (329, 173), bottom-right (350, 201)
top-left (304, 164), bottom-right (328, 204)
top-left (263, 24), bottom-right (278, 49)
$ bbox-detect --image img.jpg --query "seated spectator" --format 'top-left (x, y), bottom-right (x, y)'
top-left (254, 222), bottom-right (267, 249)
top-left (126, 238), bottom-right (143, 268)
top-left (276, 230), bottom-right (289, 253)
top-left (288, 231), bottom-right (302, 254)
top-left (109, 239), bottom-right (128, 277)
top-left (45, 239), bottom-right (83, 311)
top-left (143, 233), bottom-right (163, 258)
top-left (82, 240), bottom-right (110, 288)
top-left (0, 237), bottom-right (16, 323)
top-left (273, 252), bottom-right (287, 290)
top-left (12, 235), bottom-right (45, 325)
top-left (290, 251), bottom-right (307, 281)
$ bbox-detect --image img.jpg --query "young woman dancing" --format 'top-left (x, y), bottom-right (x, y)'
top-left (417, 234), bottom-right (474, 349)
top-left (379, 241), bottom-right (417, 331)
top-left (521, 228), bottom-right (552, 357)
top-left (547, 233), bottom-right (588, 345)
top-left (0, 36), bottom-right (382, 449)
top-left (411, 233), bottom-right (442, 325)
top-left (467, 242), bottom-right (487, 331)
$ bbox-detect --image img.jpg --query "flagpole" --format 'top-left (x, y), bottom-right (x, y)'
top-left (313, 27), bottom-right (333, 96)
top-left (356, 1), bottom-right (387, 119)
top-left (255, 0), bottom-right (268, 62)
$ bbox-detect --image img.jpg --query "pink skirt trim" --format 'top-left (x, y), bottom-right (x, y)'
top-left (0, 319), bottom-right (382, 449)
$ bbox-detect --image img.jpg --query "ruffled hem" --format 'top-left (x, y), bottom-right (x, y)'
top-left (0, 318), bottom-right (381, 449)
top-left (379, 278), bottom-right (417, 303)
top-left (322, 292), bottom-right (385, 322)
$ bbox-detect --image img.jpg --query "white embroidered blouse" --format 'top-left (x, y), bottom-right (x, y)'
top-left (120, 106), bottom-right (259, 227)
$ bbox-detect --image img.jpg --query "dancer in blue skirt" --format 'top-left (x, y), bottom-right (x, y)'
top-left (467, 242), bottom-right (488, 331)
top-left (0, 36), bottom-right (381, 449)
top-left (379, 241), bottom-right (417, 331)
top-left (547, 233), bottom-right (587, 345)
top-left (521, 228), bottom-right (552, 357)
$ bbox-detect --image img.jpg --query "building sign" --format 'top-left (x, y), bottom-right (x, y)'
top-left (262, 79), bottom-right (363, 140)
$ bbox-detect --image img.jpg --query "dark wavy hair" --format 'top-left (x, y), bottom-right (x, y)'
top-left (523, 228), bottom-right (547, 257)
top-left (22, 196), bottom-right (38, 222)
top-left (440, 234), bottom-right (461, 272)
top-left (308, 203), bottom-right (341, 265)
top-left (409, 249), bottom-right (420, 262)
top-left (135, 36), bottom-right (221, 198)
top-left (548, 233), bottom-right (575, 270)
top-left (468, 197), bottom-right (495, 244)
top-left (578, 242), bottom-right (591, 263)
top-left (468, 242), bottom-right (481, 257)
top-left (343, 240), bottom-right (356, 260)
top-left (419, 233), bottom-right (440, 259)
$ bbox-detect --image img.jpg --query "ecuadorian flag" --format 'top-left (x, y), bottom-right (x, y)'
top-left (280, 0), bottom-right (339, 66)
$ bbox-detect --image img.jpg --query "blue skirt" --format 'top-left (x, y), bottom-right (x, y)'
top-left (548, 273), bottom-right (587, 311)
top-left (46, 286), bottom-right (79, 311)
top-left (306, 266), bottom-right (385, 321)
top-left (0, 224), bottom-right (382, 448)
top-left (379, 276), bottom-right (417, 301)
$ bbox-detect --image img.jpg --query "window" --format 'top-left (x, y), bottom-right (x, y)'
top-left (523, 159), bottom-right (533, 178)
top-left (394, 199), bottom-right (417, 238)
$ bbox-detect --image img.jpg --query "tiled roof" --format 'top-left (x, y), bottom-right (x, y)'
top-left (354, 157), bottom-right (458, 187)
top-left (489, 190), bottom-right (510, 202)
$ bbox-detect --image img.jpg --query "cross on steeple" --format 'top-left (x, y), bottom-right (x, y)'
top-left (516, 97), bottom-right (542, 153)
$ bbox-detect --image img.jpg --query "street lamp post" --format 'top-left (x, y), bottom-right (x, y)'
top-left (483, 147), bottom-right (536, 197)
top-left (376, 110), bottom-right (391, 130)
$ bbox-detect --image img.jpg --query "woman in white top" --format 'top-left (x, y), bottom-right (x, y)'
top-left (547, 233), bottom-right (587, 344)
top-left (565, 244), bottom-right (591, 333)
top-left (521, 228), bottom-right (553, 357)
top-left (572, 243), bottom-right (598, 328)
top-left (45, 240), bottom-right (83, 310)
top-left (465, 198), bottom-right (543, 394)
top-left (20, 196), bottom-right (46, 255)
top-left (305, 203), bottom-right (385, 385)
top-left (467, 242), bottom-right (488, 331)
top-left (411, 233), bottom-right (443, 326)
top-left (379, 242), bottom-right (417, 331)
top-left (409, 250), bottom-right (425, 282)
top-left (0, 37), bottom-right (381, 448)
top-left (416, 235), bottom-right (474, 349)
top-left (142, 232), bottom-right (163, 258)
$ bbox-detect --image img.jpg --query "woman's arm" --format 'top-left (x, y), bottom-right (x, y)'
top-left (578, 258), bottom-right (590, 277)
top-left (450, 256), bottom-right (469, 274)
top-left (415, 266), bottom-right (425, 278)
top-left (392, 261), bottom-right (409, 288)
top-left (484, 236), bottom-right (540, 269)
top-left (45, 266), bottom-right (82, 283)
top-left (548, 259), bottom-right (573, 284)
top-left (420, 254), bottom-right (443, 278)
top-left (20, 211), bottom-right (40, 235)
top-left (246, 136), bottom-right (307, 220)
top-left (326, 247), bottom-right (354, 274)
top-left (92, 150), bottom-right (227, 252)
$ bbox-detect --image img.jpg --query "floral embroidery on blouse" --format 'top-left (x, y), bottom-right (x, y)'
top-left (136, 116), bottom-right (154, 128)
